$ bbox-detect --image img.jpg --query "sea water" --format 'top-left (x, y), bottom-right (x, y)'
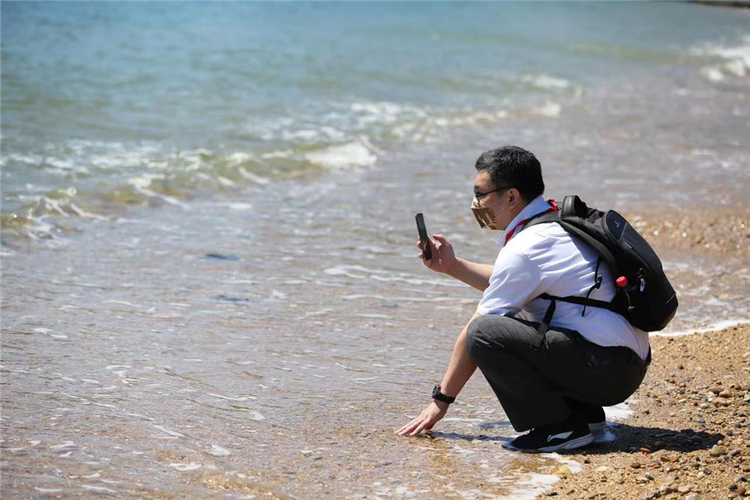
top-left (2, 2), bottom-right (750, 498)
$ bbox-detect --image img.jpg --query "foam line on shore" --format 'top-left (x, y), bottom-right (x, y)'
top-left (652, 318), bottom-right (750, 337)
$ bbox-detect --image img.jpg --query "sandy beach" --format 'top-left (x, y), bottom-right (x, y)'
top-left (539, 324), bottom-right (750, 500)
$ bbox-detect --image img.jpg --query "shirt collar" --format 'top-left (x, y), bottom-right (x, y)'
top-left (498, 195), bottom-right (551, 247)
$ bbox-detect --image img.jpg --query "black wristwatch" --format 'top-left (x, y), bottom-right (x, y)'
top-left (432, 385), bottom-right (456, 405)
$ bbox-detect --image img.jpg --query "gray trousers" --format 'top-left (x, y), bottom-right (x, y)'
top-left (466, 314), bottom-right (649, 432)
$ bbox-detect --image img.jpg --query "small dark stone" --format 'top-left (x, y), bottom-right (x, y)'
top-left (214, 294), bottom-right (249, 303)
top-left (205, 253), bottom-right (241, 261)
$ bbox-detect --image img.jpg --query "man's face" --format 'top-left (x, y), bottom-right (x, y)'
top-left (473, 170), bottom-right (516, 231)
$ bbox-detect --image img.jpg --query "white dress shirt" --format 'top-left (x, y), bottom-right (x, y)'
top-left (477, 195), bottom-right (650, 361)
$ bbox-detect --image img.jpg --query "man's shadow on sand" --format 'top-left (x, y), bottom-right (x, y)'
top-left (430, 421), bottom-right (724, 454)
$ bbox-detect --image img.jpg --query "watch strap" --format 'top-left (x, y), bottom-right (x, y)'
top-left (432, 384), bottom-right (456, 404)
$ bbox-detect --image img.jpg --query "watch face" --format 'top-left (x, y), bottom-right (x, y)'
top-left (432, 385), bottom-right (440, 398)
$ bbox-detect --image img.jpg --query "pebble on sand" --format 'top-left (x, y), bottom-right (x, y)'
top-left (709, 445), bottom-right (725, 457)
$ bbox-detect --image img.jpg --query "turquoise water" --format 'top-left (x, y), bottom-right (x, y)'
top-left (2, 2), bottom-right (749, 228)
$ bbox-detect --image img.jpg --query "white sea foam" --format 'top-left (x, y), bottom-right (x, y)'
top-left (127, 174), bottom-right (188, 208)
top-left (501, 472), bottom-right (560, 500)
top-left (222, 202), bottom-right (253, 211)
top-left (237, 168), bottom-right (270, 184)
top-left (1, 153), bottom-right (43, 166)
top-left (692, 35), bottom-right (750, 82)
top-left (653, 318), bottom-right (750, 337)
top-left (227, 152), bottom-right (256, 164)
top-left (153, 425), bottom-right (184, 438)
top-left (68, 203), bottom-right (108, 221)
top-left (305, 140), bottom-right (377, 170)
top-left (521, 74), bottom-right (571, 90)
top-left (208, 444), bottom-right (231, 456)
top-left (103, 301), bottom-right (140, 308)
top-left (217, 176), bottom-right (235, 187)
top-left (356, 313), bottom-right (393, 319)
top-left (351, 101), bottom-right (416, 125)
top-left (169, 462), bottom-right (202, 471)
top-left (50, 441), bottom-right (76, 450)
top-left (208, 393), bottom-right (256, 402)
top-left (533, 101), bottom-right (562, 117)
top-left (82, 485), bottom-right (118, 494)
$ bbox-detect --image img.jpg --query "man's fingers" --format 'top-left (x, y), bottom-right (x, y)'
top-left (409, 420), bottom-right (428, 437)
top-left (399, 424), bottom-right (417, 436)
top-left (397, 418), bottom-right (419, 435)
top-left (432, 234), bottom-right (447, 244)
top-left (396, 420), bottom-right (413, 434)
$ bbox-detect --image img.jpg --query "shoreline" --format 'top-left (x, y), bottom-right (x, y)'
top-left (538, 324), bottom-right (750, 499)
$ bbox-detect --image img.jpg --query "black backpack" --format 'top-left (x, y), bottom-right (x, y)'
top-left (523, 195), bottom-right (678, 338)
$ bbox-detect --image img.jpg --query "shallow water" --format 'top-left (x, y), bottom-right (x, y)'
top-left (3, 124), bottom-right (749, 497)
top-left (3, 2), bottom-right (750, 498)
top-left (0, 164), bottom-right (557, 498)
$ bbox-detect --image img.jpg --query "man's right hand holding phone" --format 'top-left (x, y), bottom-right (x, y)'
top-left (416, 234), bottom-right (456, 275)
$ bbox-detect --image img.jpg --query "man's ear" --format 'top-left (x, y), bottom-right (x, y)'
top-left (507, 188), bottom-right (521, 208)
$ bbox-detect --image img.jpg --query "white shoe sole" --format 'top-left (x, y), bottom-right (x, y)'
top-left (503, 433), bottom-right (594, 453)
top-left (588, 421), bottom-right (607, 432)
top-left (537, 433), bottom-right (594, 453)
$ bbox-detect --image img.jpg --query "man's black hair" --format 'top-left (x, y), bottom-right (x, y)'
top-left (475, 145), bottom-right (545, 202)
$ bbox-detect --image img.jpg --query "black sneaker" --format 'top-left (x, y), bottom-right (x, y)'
top-left (503, 417), bottom-right (593, 453)
top-left (581, 405), bottom-right (606, 432)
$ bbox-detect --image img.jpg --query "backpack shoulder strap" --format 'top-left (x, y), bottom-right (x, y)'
top-left (523, 210), bottom-right (560, 228)
top-left (522, 199), bottom-right (619, 278)
top-left (556, 220), bottom-right (619, 278)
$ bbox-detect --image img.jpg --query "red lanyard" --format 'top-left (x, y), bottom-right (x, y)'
top-left (504, 199), bottom-right (558, 245)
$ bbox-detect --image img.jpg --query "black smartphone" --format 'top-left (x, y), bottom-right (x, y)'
top-left (415, 213), bottom-right (432, 261)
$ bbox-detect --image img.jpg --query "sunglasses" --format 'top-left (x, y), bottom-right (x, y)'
top-left (473, 186), bottom-right (512, 200)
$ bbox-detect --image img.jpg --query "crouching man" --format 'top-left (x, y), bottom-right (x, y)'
top-left (397, 145), bottom-right (650, 452)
